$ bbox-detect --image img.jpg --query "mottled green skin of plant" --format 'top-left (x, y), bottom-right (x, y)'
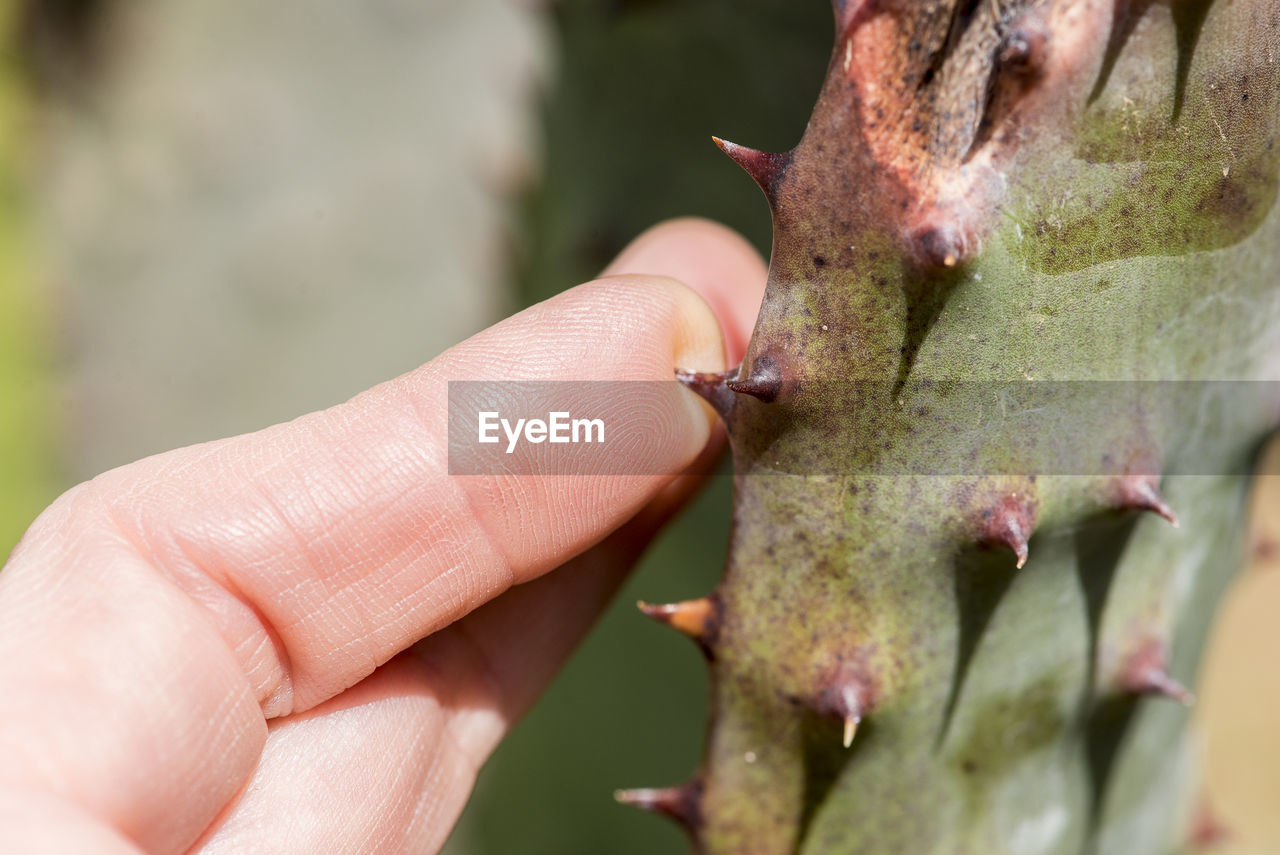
top-left (649, 1), bottom-right (1280, 853)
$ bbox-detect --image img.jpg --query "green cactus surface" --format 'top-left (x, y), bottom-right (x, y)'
top-left (624, 2), bottom-right (1280, 853)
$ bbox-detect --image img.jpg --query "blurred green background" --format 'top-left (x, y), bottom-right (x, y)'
top-left (0, 1), bottom-right (829, 852)
top-left (0, 0), bottom-right (56, 552)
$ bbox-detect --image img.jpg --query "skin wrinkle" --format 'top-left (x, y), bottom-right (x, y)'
top-left (245, 456), bottom-right (359, 590)
top-left (384, 373), bottom-right (520, 593)
top-left (186, 556), bottom-right (292, 711)
top-left (199, 272), bottom-right (711, 703)
top-left (197, 665), bottom-right (478, 855)
top-left (0, 547), bottom-right (264, 853)
top-left (97, 377), bottom-right (517, 715)
top-left (383, 498), bottom-right (506, 608)
top-left (0, 788), bottom-right (144, 855)
top-left (403, 731), bottom-right (476, 855)
top-left (172, 532), bottom-right (297, 715)
top-left (66, 495), bottom-right (287, 748)
top-left (177, 476), bottom-right (318, 713)
top-left (89, 466), bottom-right (306, 711)
top-left (365, 556), bottom-right (485, 649)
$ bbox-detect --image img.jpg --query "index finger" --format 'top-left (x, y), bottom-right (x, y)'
top-left (0, 219), bottom-right (765, 853)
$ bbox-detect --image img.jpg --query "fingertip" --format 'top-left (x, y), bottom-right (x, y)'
top-left (603, 218), bottom-right (768, 365)
top-left (554, 273), bottom-right (724, 443)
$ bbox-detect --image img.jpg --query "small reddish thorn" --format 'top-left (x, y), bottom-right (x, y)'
top-left (998, 33), bottom-right (1032, 66)
top-left (997, 21), bottom-right (1048, 78)
top-left (1136, 669), bottom-right (1195, 706)
top-left (1189, 801), bottom-right (1232, 850)
top-left (979, 494), bottom-right (1035, 568)
top-left (1114, 475), bottom-right (1179, 527)
top-left (915, 224), bottom-right (965, 270)
top-left (1254, 537), bottom-right (1279, 564)
top-left (615, 782), bottom-right (702, 833)
top-left (726, 355), bottom-right (783, 403)
top-left (1122, 641), bottom-right (1195, 706)
top-left (711, 137), bottom-right (790, 201)
top-left (637, 596), bottom-right (721, 650)
top-left (832, 0), bottom-right (872, 33)
top-left (675, 368), bottom-right (736, 419)
top-left (1011, 534), bottom-right (1029, 569)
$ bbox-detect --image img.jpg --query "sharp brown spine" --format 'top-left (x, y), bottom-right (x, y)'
top-left (676, 368), bottom-right (737, 420)
top-left (711, 137), bottom-right (791, 205)
top-left (997, 16), bottom-right (1049, 79)
top-left (615, 781), bottom-right (703, 835)
top-left (638, 595), bottom-right (722, 653)
top-left (978, 493), bottom-right (1036, 569)
top-left (1120, 640), bottom-right (1195, 706)
top-left (726, 355), bottom-right (783, 403)
top-left (1113, 474), bottom-right (1179, 527)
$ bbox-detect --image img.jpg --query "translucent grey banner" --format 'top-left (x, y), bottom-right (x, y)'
top-left (447, 380), bottom-right (1280, 476)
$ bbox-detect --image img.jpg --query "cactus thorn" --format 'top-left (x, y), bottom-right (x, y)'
top-left (1114, 475), bottom-right (1179, 527)
top-left (997, 17), bottom-right (1048, 78)
top-left (614, 781), bottom-right (702, 834)
top-left (914, 224), bottom-right (966, 270)
top-left (637, 596), bottom-right (721, 650)
top-left (1137, 668), bottom-right (1196, 706)
top-left (813, 669), bottom-right (873, 748)
top-left (711, 137), bottom-right (790, 203)
top-left (831, 0), bottom-right (875, 33)
top-left (979, 493), bottom-right (1036, 569)
top-left (1188, 800), bottom-right (1232, 850)
top-left (726, 355), bottom-right (783, 403)
top-left (1010, 536), bottom-right (1029, 569)
top-left (842, 714), bottom-right (860, 748)
top-left (1121, 640), bottom-right (1196, 706)
top-left (675, 368), bottom-right (737, 419)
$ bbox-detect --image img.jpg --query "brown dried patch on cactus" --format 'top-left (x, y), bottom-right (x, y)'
top-left (813, 0), bottom-right (1114, 266)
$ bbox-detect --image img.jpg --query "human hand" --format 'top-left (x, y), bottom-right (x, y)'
top-left (0, 219), bottom-right (766, 853)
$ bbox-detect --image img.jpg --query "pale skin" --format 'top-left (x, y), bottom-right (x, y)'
top-left (0, 219), bottom-right (767, 853)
